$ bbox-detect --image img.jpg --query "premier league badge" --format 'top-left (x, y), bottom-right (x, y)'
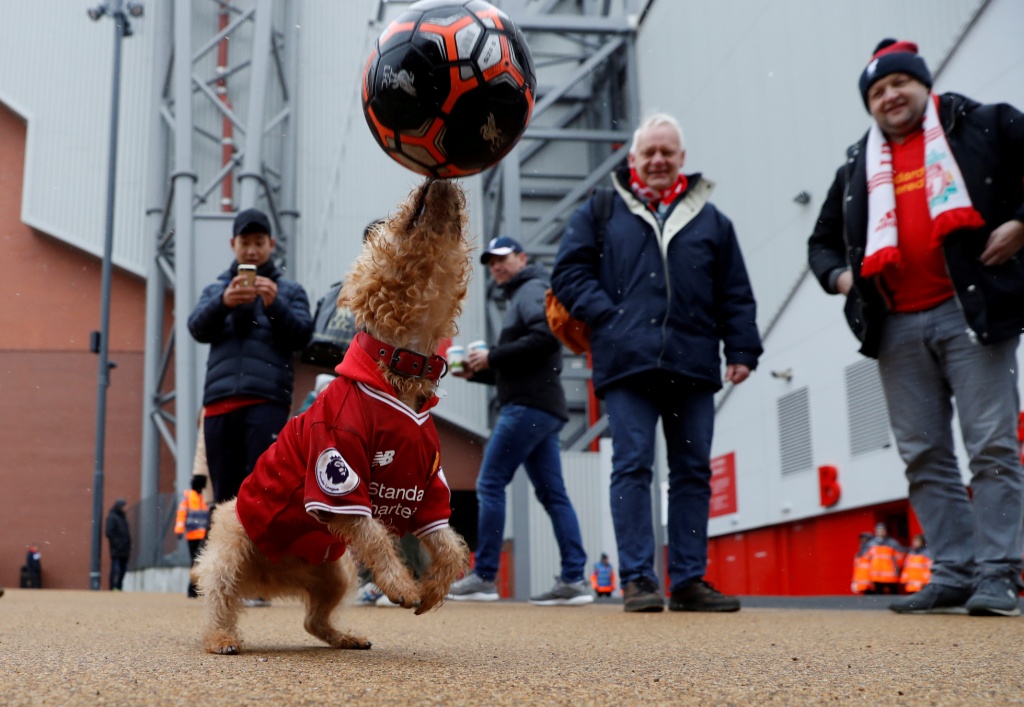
top-left (315, 448), bottom-right (360, 496)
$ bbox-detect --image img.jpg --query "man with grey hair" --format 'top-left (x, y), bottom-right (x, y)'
top-left (552, 113), bottom-right (762, 613)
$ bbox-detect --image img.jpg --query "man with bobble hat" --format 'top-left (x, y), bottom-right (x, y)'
top-left (809, 39), bottom-right (1024, 616)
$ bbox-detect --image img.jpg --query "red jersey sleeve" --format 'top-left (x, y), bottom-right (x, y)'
top-left (303, 417), bottom-right (374, 520)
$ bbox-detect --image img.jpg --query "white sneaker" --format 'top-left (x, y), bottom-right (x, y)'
top-left (242, 597), bottom-right (271, 608)
top-left (376, 594), bottom-right (400, 607)
top-left (355, 582), bottom-right (384, 606)
top-left (447, 573), bottom-right (500, 602)
top-left (529, 577), bottom-right (594, 606)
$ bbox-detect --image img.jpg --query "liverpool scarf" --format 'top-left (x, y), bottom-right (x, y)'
top-left (861, 94), bottom-right (985, 277)
top-left (629, 168), bottom-right (688, 209)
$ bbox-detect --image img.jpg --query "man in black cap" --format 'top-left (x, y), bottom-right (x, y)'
top-left (188, 208), bottom-right (313, 510)
top-left (447, 236), bottom-right (592, 606)
top-left (809, 39), bottom-right (1024, 617)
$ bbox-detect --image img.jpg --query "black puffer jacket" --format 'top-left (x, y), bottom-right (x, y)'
top-left (188, 260), bottom-right (313, 406)
top-left (470, 264), bottom-right (568, 421)
top-left (808, 93), bottom-right (1024, 358)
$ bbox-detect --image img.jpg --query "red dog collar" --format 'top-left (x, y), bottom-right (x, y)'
top-left (355, 331), bottom-right (448, 383)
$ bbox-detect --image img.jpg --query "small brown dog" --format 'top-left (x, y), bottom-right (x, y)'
top-left (195, 179), bottom-right (472, 654)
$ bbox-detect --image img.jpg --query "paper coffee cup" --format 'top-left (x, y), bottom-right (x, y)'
top-left (468, 340), bottom-right (488, 354)
top-left (447, 345), bottom-right (465, 372)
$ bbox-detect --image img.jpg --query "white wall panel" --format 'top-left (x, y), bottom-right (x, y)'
top-left (0, 1), bottom-right (156, 276)
top-left (635, 0), bottom-right (984, 331)
top-left (625, 0), bottom-right (1024, 536)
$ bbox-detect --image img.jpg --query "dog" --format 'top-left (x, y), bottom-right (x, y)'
top-left (195, 179), bottom-right (472, 655)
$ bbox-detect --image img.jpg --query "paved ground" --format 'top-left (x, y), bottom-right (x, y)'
top-left (1, 589), bottom-right (1021, 705)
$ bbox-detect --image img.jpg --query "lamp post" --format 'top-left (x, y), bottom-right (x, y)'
top-left (87, 0), bottom-right (143, 591)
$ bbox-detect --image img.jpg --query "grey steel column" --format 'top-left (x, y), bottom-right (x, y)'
top-left (138, 0), bottom-right (172, 568)
top-left (237, 0), bottom-right (274, 209)
top-left (172, 0), bottom-right (198, 499)
top-left (89, 0), bottom-right (128, 591)
top-left (277, 0), bottom-right (301, 260)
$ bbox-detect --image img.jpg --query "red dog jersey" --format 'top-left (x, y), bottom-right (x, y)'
top-left (236, 341), bottom-right (452, 565)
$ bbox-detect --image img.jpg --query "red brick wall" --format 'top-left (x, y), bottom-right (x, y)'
top-left (0, 101), bottom-right (158, 590)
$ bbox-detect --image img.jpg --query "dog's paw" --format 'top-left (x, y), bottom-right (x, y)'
top-left (203, 630), bottom-right (243, 655)
top-left (375, 569), bottom-right (421, 609)
top-left (414, 576), bottom-right (449, 614)
top-left (329, 633), bottom-right (373, 650)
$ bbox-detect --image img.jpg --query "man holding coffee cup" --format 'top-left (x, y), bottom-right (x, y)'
top-left (447, 236), bottom-right (592, 606)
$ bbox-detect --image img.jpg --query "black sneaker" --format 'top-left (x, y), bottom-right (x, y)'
top-left (669, 579), bottom-right (740, 612)
top-left (888, 583), bottom-right (971, 614)
top-left (622, 577), bottom-right (665, 613)
top-left (966, 576), bottom-right (1022, 617)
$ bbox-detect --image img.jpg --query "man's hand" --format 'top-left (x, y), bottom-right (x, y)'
top-left (835, 269), bottom-right (853, 296)
top-left (725, 364), bottom-right (751, 385)
top-left (254, 276), bottom-right (278, 308)
top-left (222, 274), bottom-right (259, 308)
top-left (467, 349), bottom-right (490, 372)
top-left (980, 219), bottom-right (1024, 266)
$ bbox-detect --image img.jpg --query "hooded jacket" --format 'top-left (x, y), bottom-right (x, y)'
top-left (808, 93), bottom-right (1024, 358)
top-left (551, 166), bottom-right (762, 395)
top-left (105, 500), bottom-right (131, 559)
top-left (469, 263), bottom-right (568, 421)
top-left (188, 260), bottom-right (313, 406)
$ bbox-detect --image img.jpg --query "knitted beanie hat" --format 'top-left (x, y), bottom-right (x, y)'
top-left (859, 39), bottom-right (932, 108)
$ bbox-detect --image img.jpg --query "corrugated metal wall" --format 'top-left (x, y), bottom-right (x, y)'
top-left (0, 1), bottom-right (155, 274)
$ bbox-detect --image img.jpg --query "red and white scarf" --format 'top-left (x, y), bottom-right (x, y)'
top-left (861, 94), bottom-right (985, 277)
top-left (629, 167), bottom-right (688, 209)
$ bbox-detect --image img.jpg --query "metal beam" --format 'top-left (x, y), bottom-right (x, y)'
top-left (138, 0), bottom-right (299, 570)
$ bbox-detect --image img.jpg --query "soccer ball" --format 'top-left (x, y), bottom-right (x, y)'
top-left (363, 0), bottom-right (536, 178)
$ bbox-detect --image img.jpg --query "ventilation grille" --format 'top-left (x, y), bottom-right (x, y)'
top-left (845, 359), bottom-right (891, 456)
top-left (778, 387), bottom-right (812, 475)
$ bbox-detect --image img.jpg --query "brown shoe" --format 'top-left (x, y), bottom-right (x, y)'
top-left (623, 577), bottom-right (665, 613)
top-left (669, 579), bottom-right (740, 612)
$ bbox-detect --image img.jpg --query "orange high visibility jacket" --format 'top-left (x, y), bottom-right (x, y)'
top-left (851, 554), bottom-right (874, 594)
top-left (866, 542), bottom-right (904, 583)
top-left (174, 490), bottom-right (209, 541)
top-left (899, 552), bottom-right (932, 593)
top-left (590, 562), bottom-right (616, 593)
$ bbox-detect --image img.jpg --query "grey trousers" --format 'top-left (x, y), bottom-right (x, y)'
top-left (878, 298), bottom-right (1023, 589)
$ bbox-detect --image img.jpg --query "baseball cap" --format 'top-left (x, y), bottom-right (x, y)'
top-left (233, 208), bottom-right (273, 238)
top-left (480, 236), bottom-right (524, 264)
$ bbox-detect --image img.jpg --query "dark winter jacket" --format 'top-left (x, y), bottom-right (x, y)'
top-left (808, 93), bottom-right (1024, 358)
top-left (188, 260), bottom-right (313, 406)
top-left (551, 167), bottom-right (762, 395)
top-left (469, 264), bottom-right (568, 421)
top-left (105, 501), bottom-right (131, 559)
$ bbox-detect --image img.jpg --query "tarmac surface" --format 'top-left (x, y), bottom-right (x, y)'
top-left (1, 588), bottom-right (1022, 706)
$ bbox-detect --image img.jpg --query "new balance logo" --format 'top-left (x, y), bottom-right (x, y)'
top-left (372, 450), bottom-right (396, 467)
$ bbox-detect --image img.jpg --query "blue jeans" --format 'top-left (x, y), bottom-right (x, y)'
top-left (604, 372), bottom-right (715, 592)
top-left (878, 298), bottom-right (1023, 588)
top-left (474, 404), bottom-right (587, 583)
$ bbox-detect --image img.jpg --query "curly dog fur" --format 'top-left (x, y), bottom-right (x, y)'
top-left (195, 180), bottom-right (472, 655)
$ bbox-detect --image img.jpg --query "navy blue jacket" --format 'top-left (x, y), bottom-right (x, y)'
top-left (808, 93), bottom-right (1024, 358)
top-left (551, 168), bottom-right (762, 395)
top-left (469, 264), bottom-right (568, 421)
top-left (188, 260), bottom-right (313, 407)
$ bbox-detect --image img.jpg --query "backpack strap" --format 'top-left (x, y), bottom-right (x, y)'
top-left (592, 186), bottom-right (614, 252)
